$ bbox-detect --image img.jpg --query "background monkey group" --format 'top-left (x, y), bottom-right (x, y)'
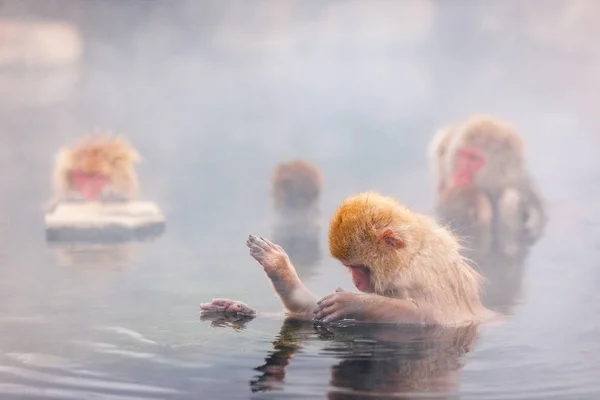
top-left (48, 131), bottom-right (141, 211)
top-left (46, 117), bottom-right (542, 325)
top-left (429, 114), bottom-right (546, 257)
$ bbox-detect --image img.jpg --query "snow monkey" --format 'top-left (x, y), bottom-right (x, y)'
top-left (432, 115), bottom-right (546, 256)
top-left (201, 192), bottom-right (495, 326)
top-left (48, 131), bottom-right (141, 209)
top-left (271, 160), bottom-right (323, 218)
top-left (271, 160), bottom-right (324, 279)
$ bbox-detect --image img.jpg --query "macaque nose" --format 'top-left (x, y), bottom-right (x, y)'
top-left (71, 172), bottom-right (108, 200)
top-left (350, 266), bottom-right (371, 293)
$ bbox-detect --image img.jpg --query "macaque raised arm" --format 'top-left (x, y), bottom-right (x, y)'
top-left (200, 235), bottom-right (319, 318)
top-left (246, 235), bottom-right (319, 316)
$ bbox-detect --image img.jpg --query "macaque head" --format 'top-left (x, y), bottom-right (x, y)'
top-left (272, 160), bottom-right (323, 213)
top-left (448, 115), bottom-right (524, 190)
top-left (328, 192), bottom-right (426, 295)
top-left (59, 132), bottom-right (140, 200)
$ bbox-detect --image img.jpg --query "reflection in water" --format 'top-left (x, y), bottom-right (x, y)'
top-left (47, 242), bottom-right (137, 270)
top-left (237, 317), bottom-right (478, 398)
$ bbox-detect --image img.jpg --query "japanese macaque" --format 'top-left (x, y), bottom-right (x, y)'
top-left (271, 160), bottom-right (324, 279)
top-left (432, 115), bottom-right (546, 256)
top-left (48, 132), bottom-right (141, 210)
top-left (271, 160), bottom-right (323, 219)
top-left (201, 192), bottom-right (495, 326)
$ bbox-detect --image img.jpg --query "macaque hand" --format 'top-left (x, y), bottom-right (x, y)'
top-left (246, 235), bottom-right (291, 277)
top-left (200, 298), bottom-right (257, 316)
top-left (314, 289), bottom-right (367, 323)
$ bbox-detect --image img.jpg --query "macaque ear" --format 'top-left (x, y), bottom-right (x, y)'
top-left (380, 228), bottom-right (404, 248)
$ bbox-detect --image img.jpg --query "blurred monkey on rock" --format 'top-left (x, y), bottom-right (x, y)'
top-left (48, 132), bottom-right (141, 211)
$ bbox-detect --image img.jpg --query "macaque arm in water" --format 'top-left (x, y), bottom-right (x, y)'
top-left (200, 298), bottom-right (258, 316)
top-left (246, 235), bottom-right (319, 316)
top-left (201, 236), bottom-right (319, 318)
top-left (314, 289), bottom-right (428, 324)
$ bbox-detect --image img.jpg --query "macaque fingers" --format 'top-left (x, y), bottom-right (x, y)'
top-left (200, 298), bottom-right (257, 316)
top-left (249, 235), bottom-right (270, 250)
top-left (314, 304), bottom-right (337, 320)
top-left (316, 293), bottom-right (336, 306)
top-left (322, 310), bottom-right (346, 323)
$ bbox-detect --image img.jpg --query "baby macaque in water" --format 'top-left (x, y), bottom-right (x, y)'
top-left (430, 115), bottom-right (546, 256)
top-left (48, 131), bottom-right (141, 210)
top-left (201, 192), bottom-right (495, 325)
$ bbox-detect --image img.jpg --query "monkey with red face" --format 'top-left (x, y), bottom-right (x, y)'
top-left (432, 115), bottom-right (546, 256)
top-left (47, 132), bottom-right (141, 211)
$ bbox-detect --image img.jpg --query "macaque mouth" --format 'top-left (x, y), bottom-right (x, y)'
top-left (68, 171), bottom-right (108, 200)
top-left (349, 264), bottom-right (373, 293)
top-left (452, 146), bottom-right (486, 187)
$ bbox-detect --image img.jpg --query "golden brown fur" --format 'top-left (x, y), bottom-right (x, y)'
top-left (329, 191), bottom-right (486, 324)
top-left (271, 160), bottom-right (323, 215)
top-left (51, 131), bottom-right (141, 202)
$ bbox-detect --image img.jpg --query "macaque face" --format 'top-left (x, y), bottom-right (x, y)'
top-left (343, 263), bottom-right (374, 293)
top-left (68, 170), bottom-right (108, 200)
top-left (452, 146), bottom-right (486, 186)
